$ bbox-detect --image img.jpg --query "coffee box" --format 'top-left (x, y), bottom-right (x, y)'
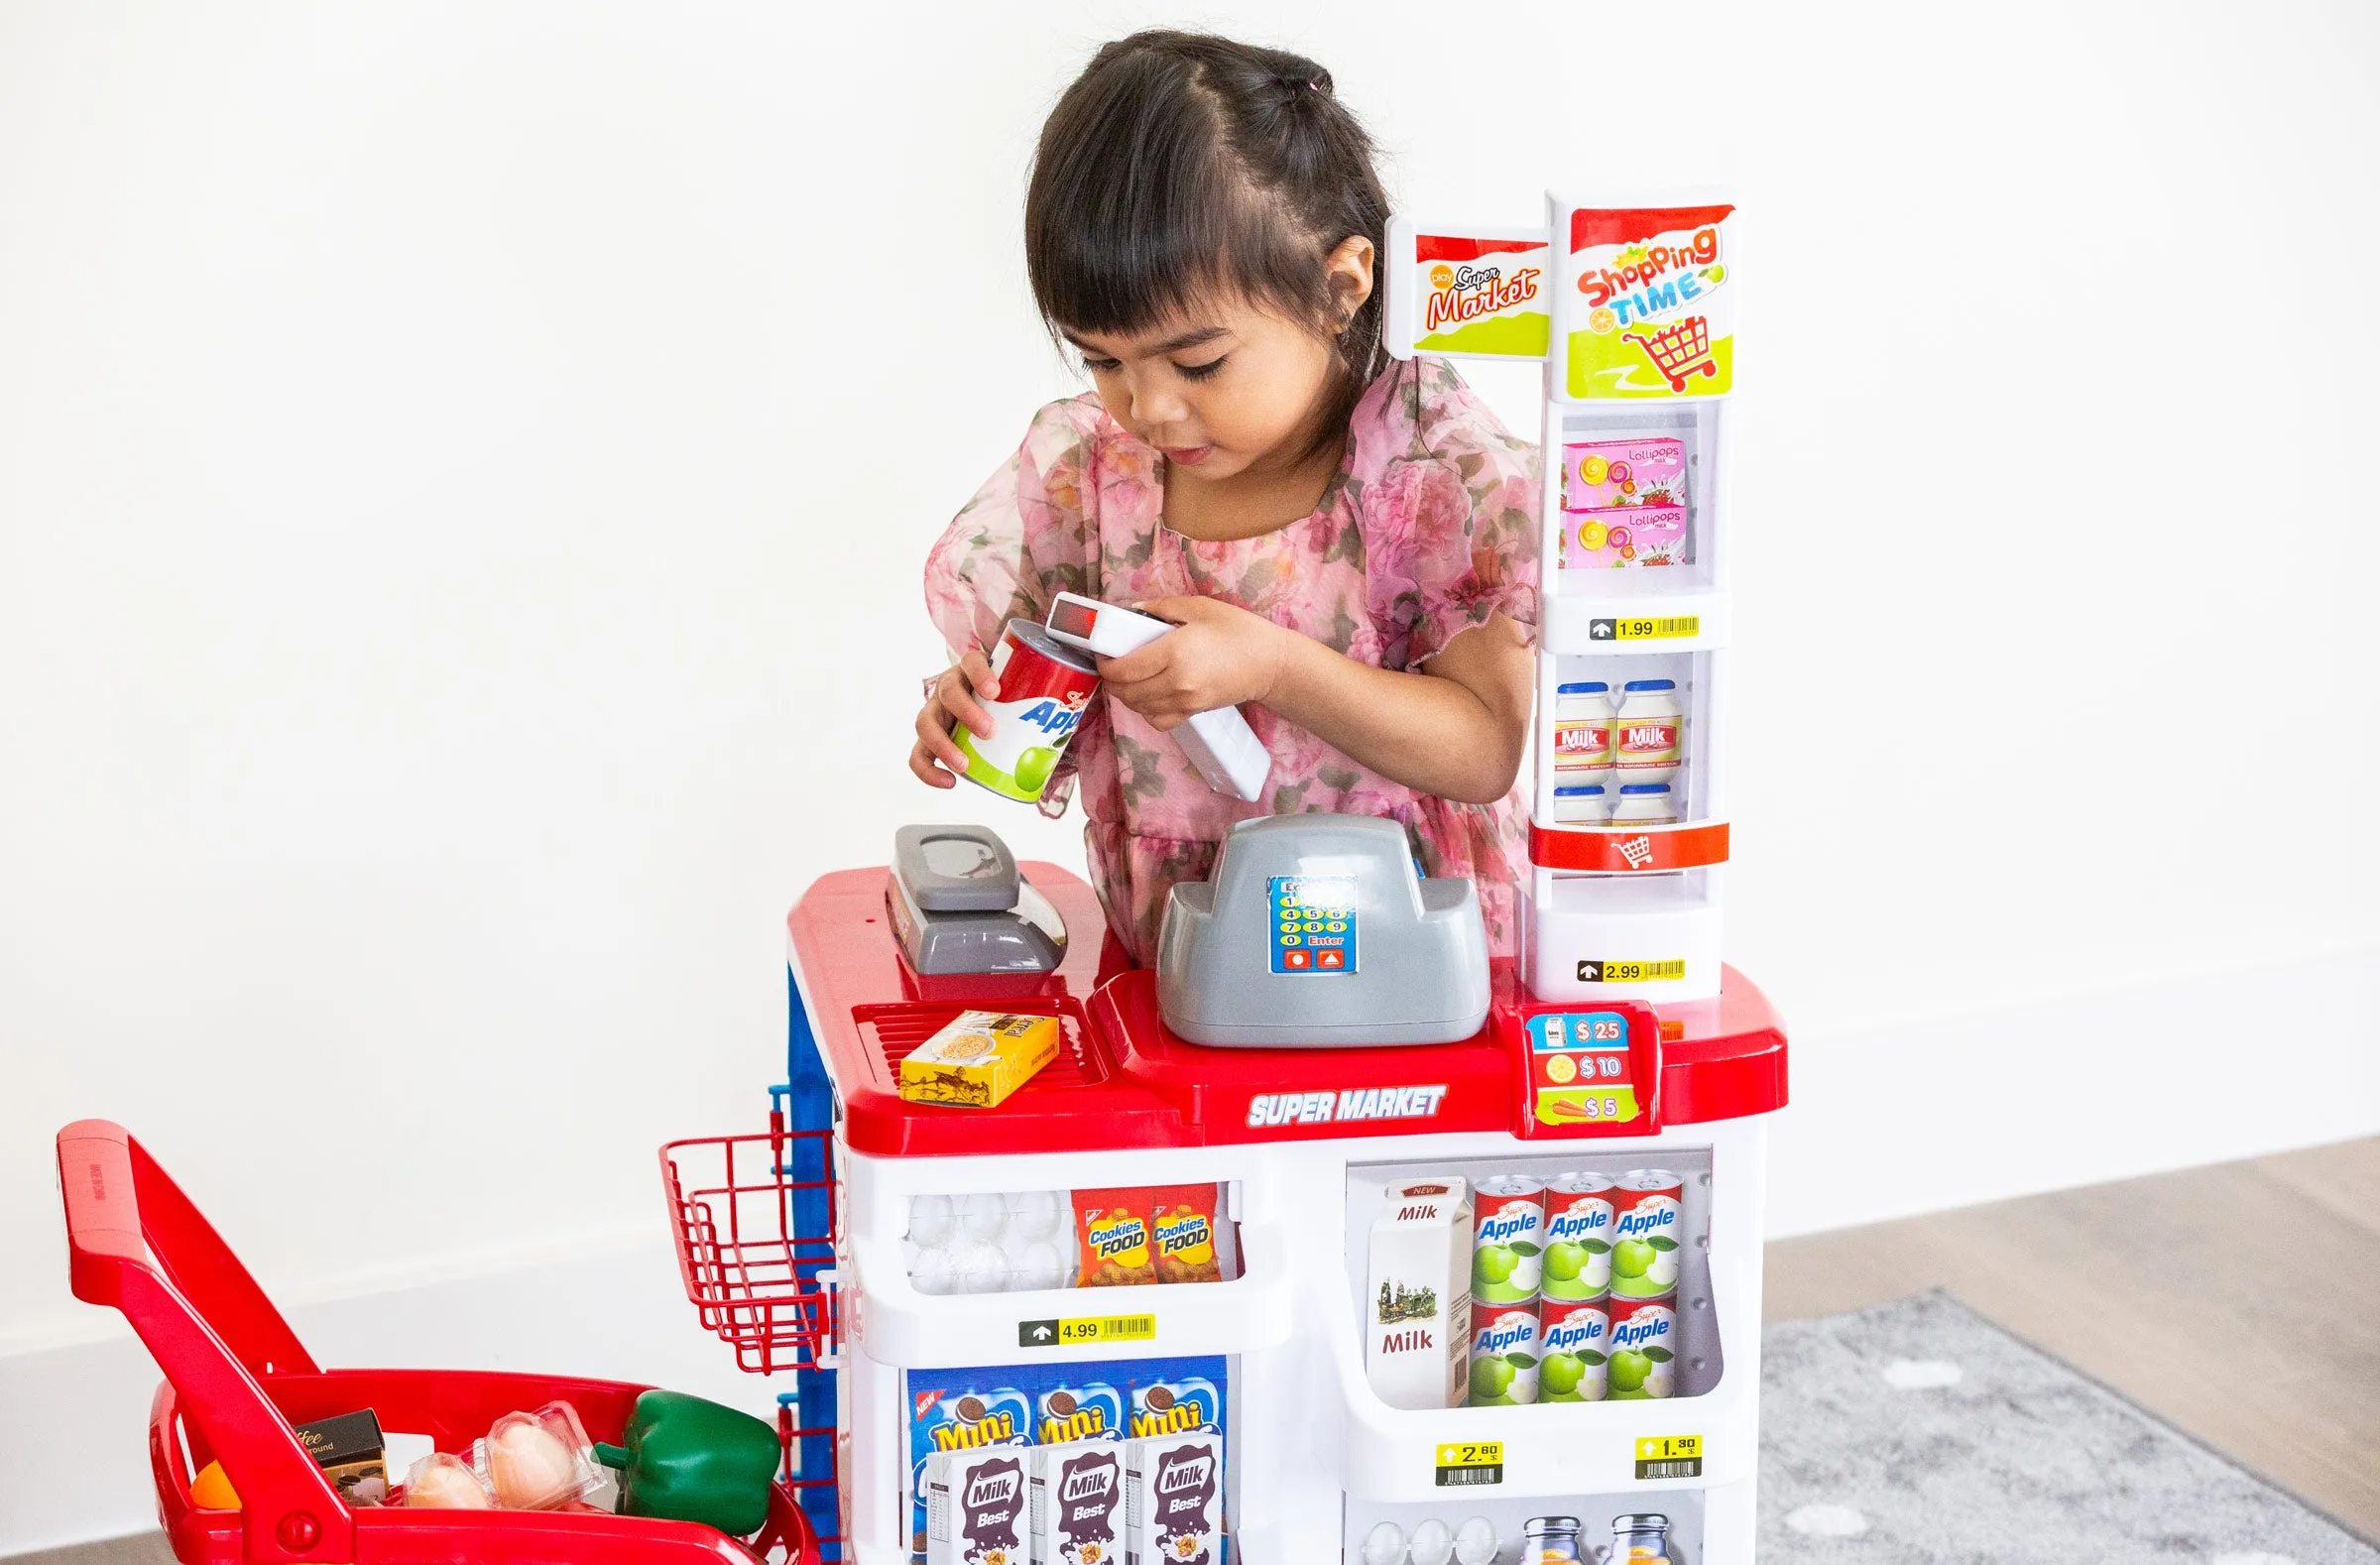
top-left (1030, 1440), bottom-right (1126, 1565)
top-left (1364, 1177), bottom-right (1474, 1411)
top-left (926, 1444), bottom-right (1028, 1565)
top-left (1126, 1431), bottom-right (1223, 1565)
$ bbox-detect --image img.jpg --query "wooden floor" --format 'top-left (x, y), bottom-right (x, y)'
top-left (1766, 1134), bottom-right (2380, 1541)
top-left (15, 1139), bottom-right (2376, 1564)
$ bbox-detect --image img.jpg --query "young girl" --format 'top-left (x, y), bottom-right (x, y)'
top-left (910, 30), bottom-right (1540, 967)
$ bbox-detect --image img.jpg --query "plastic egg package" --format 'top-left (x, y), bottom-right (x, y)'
top-left (1361, 1515), bottom-right (1494, 1565)
top-left (903, 1190), bottom-right (1074, 1295)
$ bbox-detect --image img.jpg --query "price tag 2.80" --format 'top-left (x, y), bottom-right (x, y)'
top-left (1434, 1440), bottom-right (1503, 1487)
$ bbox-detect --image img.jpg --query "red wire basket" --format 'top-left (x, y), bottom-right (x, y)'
top-left (661, 1117), bottom-right (839, 1376)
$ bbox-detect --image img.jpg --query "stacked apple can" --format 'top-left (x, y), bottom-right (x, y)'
top-left (1467, 1169), bottom-right (1684, 1404)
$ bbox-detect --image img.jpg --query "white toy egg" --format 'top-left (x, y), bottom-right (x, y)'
top-left (488, 1420), bottom-right (578, 1508)
top-left (1012, 1240), bottom-right (1070, 1292)
top-left (1361, 1521), bottom-right (1406, 1565)
top-left (958, 1193), bottom-right (1010, 1244)
top-left (1408, 1517), bottom-right (1454, 1565)
top-left (908, 1194), bottom-right (953, 1247)
top-left (949, 1238), bottom-right (1011, 1294)
top-left (1007, 1190), bottom-right (1063, 1241)
top-left (909, 1245), bottom-right (955, 1297)
top-left (1454, 1516), bottom-right (1499, 1565)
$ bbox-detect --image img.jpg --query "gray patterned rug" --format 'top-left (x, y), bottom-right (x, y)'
top-left (1760, 1293), bottom-right (2377, 1564)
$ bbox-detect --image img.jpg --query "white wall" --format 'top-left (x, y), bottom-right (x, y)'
top-left (3, 0), bottom-right (2376, 1549)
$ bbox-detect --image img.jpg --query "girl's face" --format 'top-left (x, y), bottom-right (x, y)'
top-left (1064, 240), bottom-right (1373, 485)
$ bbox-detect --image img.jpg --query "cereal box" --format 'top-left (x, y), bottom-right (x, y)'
top-left (1126, 1432), bottom-right (1223, 1565)
top-left (899, 1012), bottom-right (1059, 1109)
top-left (926, 1445), bottom-right (1027, 1565)
top-left (1030, 1441), bottom-right (1125, 1565)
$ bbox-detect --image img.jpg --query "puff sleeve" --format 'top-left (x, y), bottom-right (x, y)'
top-left (922, 398), bottom-right (1106, 658)
top-left (1395, 362), bottom-right (1543, 665)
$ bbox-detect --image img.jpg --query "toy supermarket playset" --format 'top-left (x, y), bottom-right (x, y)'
top-left (57, 194), bottom-right (1785, 1565)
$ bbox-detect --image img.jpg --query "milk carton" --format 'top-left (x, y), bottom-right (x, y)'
top-left (1363, 1177), bottom-right (1474, 1410)
top-left (926, 1445), bottom-right (1027, 1565)
top-left (1029, 1440), bottom-right (1125, 1565)
top-left (1126, 1431), bottom-right (1223, 1565)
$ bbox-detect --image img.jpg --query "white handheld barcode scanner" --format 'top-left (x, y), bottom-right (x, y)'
top-left (1044, 592), bottom-right (1271, 803)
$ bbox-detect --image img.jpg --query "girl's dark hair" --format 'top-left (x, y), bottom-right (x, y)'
top-left (1026, 31), bottom-right (1391, 419)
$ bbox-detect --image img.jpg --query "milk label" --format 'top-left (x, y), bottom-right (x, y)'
top-left (1364, 1178), bottom-right (1473, 1411)
top-left (926, 1446), bottom-right (1026, 1565)
top-left (1126, 1432), bottom-right (1222, 1565)
top-left (1030, 1441), bottom-right (1124, 1565)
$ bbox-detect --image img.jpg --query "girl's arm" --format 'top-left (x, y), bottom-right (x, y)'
top-left (1098, 597), bottom-right (1533, 806)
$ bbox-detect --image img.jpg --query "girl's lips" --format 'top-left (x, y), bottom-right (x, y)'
top-left (1162, 444), bottom-right (1211, 466)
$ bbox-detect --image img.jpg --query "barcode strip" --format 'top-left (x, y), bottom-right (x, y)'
top-left (1635, 1459), bottom-right (1702, 1479)
top-left (1435, 1466), bottom-right (1503, 1487)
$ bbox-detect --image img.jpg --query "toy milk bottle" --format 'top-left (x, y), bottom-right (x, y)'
top-left (1609, 1512), bottom-right (1681, 1565)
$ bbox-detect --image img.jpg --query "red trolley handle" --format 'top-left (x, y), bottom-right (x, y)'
top-left (59, 1120), bottom-right (353, 1562)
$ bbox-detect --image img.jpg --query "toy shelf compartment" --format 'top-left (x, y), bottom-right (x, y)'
top-left (1342, 1490), bottom-right (1712, 1565)
top-left (844, 1219), bottom-right (1294, 1368)
top-left (1542, 397), bottom-right (1732, 653)
top-left (1331, 1138), bottom-right (1764, 1505)
top-left (661, 1112), bottom-right (839, 1377)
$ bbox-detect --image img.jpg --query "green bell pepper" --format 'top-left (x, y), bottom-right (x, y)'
top-left (592, 1390), bottom-right (778, 1537)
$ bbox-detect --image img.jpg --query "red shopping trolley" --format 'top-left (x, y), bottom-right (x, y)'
top-left (56, 1120), bottom-right (828, 1565)
top-left (1624, 313), bottom-right (1720, 392)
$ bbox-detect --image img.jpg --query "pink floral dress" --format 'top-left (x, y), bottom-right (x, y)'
top-left (924, 356), bottom-right (1541, 965)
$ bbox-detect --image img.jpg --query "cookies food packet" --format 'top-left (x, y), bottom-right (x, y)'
top-left (1148, 1183), bottom-right (1225, 1284)
top-left (1071, 1188), bottom-right (1159, 1286)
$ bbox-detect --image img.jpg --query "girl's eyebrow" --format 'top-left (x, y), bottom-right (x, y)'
top-left (1064, 325), bottom-right (1232, 357)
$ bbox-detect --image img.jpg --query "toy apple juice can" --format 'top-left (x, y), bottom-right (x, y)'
top-left (1535, 1297), bottom-right (1610, 1402)
top-left (951, 619), bottom-right (1100, 804)
top-left (1468, 1303), bottom-right (1542, 1406)
top-left (1541, 1173), bottom-right (1615, 1301)
top-left (1605, 1296), bottom-right (1679, 1399)
top-left (1608, 1169), bottom-right (1684, 1302)
top-left (1471, 1174), bottom-right (1547, 1305)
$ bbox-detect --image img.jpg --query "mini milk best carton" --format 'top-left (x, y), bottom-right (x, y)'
top-left (1125, 1431), bottom-right (1223, 1565)
top-left (1363, 1177), bottom-right (1474, 1410)
top-left (1029, 1439), bottom-right (1126, 1565)
top-left (926, 1444), bottom-right (1028, 1565)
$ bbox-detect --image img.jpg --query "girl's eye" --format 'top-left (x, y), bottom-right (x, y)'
top-left (1080, 355), bottom-right (1123, 374)
top-left (1176, 356), bottom-right (1228, 382)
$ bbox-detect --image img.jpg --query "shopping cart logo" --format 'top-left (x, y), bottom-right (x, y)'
top-left (1624, 314), bottom-right (1719, 393)
top-left (1614, 835), bottom-right (1655, 869)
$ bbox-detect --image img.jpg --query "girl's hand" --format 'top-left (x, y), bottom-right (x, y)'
top-left (908, 648), bottom-right (1000, 787)
top-left (1099, 596), bottom-right (1287, 730)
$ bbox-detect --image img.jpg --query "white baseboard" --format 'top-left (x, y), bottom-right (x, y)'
top-left (9, 948), bottom-right (2373, 1556)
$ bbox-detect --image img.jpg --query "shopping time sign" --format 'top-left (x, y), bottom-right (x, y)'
top-left (1385, 201), bottom-right (1736, 402)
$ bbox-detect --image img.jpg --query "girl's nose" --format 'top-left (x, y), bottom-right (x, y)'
top-left (1126, 370), bottom-right (1188, 431)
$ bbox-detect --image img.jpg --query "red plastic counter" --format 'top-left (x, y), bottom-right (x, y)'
top-left (790, 864), bottom-right (1787, 1159)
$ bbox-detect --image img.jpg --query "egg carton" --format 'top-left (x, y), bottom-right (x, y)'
top-left (901, 1190), bottom-right (1077, 1295)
